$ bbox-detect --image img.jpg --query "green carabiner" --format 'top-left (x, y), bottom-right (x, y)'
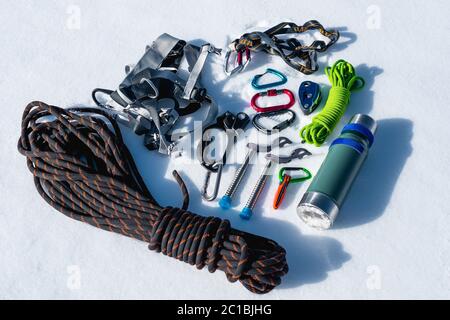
top-left (278, 167), bottom-right (312, 184)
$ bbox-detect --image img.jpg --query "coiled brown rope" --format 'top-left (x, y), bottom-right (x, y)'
top-left (17, 101), bottom-right (288, 294)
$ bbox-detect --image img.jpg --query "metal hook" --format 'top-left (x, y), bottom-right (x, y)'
top-left (201, 164), bottom-right (223, 201)
top-left (139, 78), bottom-right (159, 99)
top-left (278, 167), bottom-right (312, 184)
top-left (250, 89), bottom-right (296, 113)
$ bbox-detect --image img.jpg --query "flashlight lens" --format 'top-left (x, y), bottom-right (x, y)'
top-left (297, 204), bottom-right (332, 230)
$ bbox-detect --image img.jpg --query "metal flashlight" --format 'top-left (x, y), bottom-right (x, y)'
top-left (297, 114), bottom-right (377, 230)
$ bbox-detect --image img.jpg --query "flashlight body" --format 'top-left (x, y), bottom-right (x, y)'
top-left (309, 132), bottom-right (369, 205)
top-left (297, 114), bottom-right (376, 230)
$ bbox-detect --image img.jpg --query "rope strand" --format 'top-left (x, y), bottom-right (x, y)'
top-left (17, 101), bottom-right (288, 294)
top-left (300, 60), bottom-right (365, 146)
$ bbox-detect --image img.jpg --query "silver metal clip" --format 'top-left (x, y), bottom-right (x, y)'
top-left (223, 46), bottom-right (251, 76)
top-left (139, 78), bottom-right (159, 99)
top-left (201, 164), bottom-right (223, 202)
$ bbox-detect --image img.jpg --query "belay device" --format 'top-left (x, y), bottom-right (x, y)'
top-left (92, 33), bottom-right (220, 155)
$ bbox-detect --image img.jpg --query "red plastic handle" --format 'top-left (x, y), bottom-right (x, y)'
top-left (251, 89), bottom-right (296, 113)
top-left (273, 174), bottom-right (291, 209)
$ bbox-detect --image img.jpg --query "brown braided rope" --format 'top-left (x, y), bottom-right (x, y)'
top-left (17, 101), bottom-right (288, 294)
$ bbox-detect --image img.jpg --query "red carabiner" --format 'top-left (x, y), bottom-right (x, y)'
top-left (250, 89), bottom-right (295, 113)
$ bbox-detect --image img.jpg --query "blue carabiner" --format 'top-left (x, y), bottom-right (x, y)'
top-left (251, 68), bottom-right (288, 90)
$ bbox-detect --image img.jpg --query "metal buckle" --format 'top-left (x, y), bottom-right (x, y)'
top-left (198, 112), bottom-right (250, 201)
top-left (207, 44), bottom-right (222, 55)
top-left (139, 78), bottom-right (159, 99)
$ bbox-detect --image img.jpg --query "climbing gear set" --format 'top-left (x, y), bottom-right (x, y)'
top-left (251, 68), bottom-right (288, 90)
top-left (299, 81), bottom-right (322, 115)
top-left (252, 109), bottom-right (296, 135)
top-left (17, 18), bottom-right (378, 295)
top-left (224, 20), bottom-right (340, 76)
top-left (219, 137), bottom-right (293, 210)
top-left (92, 33), bottom-right (221, 156)
top-left (300, 60), bottom-right (365, 146)
top-left (251, 89), bottom-right (296, 113)
top-left (198, 111), bottom-right (250, 201)
top-left (240, 147), bottom-right (311, 220)
top-left (273, 167), bottom-right (312, 210)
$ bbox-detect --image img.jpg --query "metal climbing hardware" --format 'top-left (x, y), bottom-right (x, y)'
top-left (251, 68), bottom-right (288, 90)
top-left (265, 147), bottom-right (312, 164)
top-left (19, 102), bottom-right (289, 295)
top-left (300, 60), bottom-right (365, 146)
top-left (240, 147), bottom-right (311, 220)
top-left (224, 46), bottom-right (251, 76)
top-left (299, 81), bottom-right (322, 115)
top-left (279, 167), bottom-right (312, 184)
top-left (219, 137), bottom-right (293, 210)
top-left (198, 111), bottom-right (250, 201)
top-left (273, 167), bottom-right (312, 209)
top-left (252, 109), bottom-right (296, 135)
top-left (298, 114), bottom-right (377, 230)
top-left (224, 20), bottom-right (340, 76)
top-left (91, 33), bottom-right (220, 155)
top-left (251, 89), bottom-right (296, 113)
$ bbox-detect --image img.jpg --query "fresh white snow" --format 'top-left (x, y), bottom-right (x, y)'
top-left (1, 0), bottom-right (449, 299)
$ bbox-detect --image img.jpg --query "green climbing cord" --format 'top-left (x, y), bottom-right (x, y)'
top-left (300, 60), bottom-right (365, 146)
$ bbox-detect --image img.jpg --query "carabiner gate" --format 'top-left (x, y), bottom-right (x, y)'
top-left (201, 163), bottom-right (223, 201)
top-left (250, 89), bottom-right (296, 113)
top-left (251, 68), bottom-right (288, 90)
top-left (252, 109), bottom-right (296, 135)
top-left (224, 46), bottom-right (251, 76)
top-left (299, 81), bottom-right (322, 115)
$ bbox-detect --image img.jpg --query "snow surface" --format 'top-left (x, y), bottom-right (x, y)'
top-left (1, 0), bottom-right (449, 299)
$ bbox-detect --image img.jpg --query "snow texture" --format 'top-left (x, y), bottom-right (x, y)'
top-left (1, 0), bottom-right (449, 299)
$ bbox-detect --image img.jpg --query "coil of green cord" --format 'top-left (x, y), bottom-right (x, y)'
top-left (300, 60), bottom-right (365, 146)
